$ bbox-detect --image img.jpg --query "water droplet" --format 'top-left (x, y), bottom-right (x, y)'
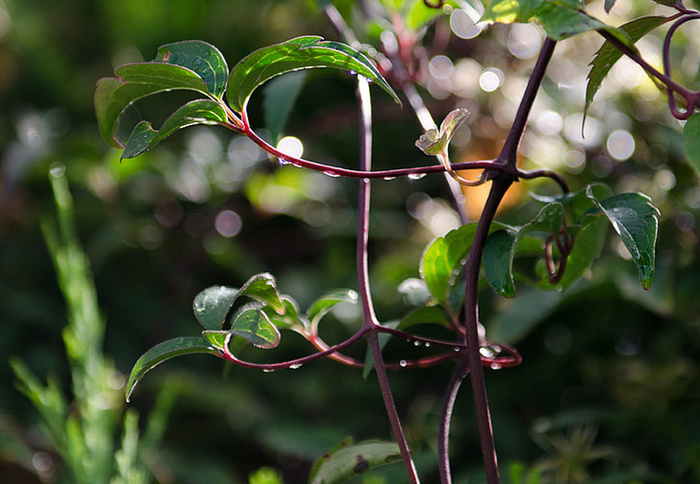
top-left (556, 286), bottom-right (563, 292)
top-left (480, 346), bottom-right (496, 358)
top-left (350, 70), bottom-right (357, 76)
top-left (399, 360), bottom-right (407, 367)
top-left (323, 171), bottom-right (341, 178)
top-left (424, 342), bottom-right (431, 348)
top-left (263, 369), bottom-right (275, 373)
top-left (279, 158), bottom-right (291, 165)
top-left (382, 176), bottom-right (396, 181)
top-left (289, 363), bottom-right (302, 370)
top-left (414, 340), bottom-right (421, 347)
top-left (453, 347), bottom-right (461, 352)
top-left (490, 363), bottom-right (502, 370)
top-left (407, 173), bottom-right (427, 180)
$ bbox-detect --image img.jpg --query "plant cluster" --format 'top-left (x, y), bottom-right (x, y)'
top-left (77, 0), bottom-right (698, 482)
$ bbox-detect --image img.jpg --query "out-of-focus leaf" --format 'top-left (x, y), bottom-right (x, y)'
top-left (480, 0), bottom-right (630, 41)
top-left (95, 63), bottom-right (211, 147)
top-left (488, 288), bottom-right (565, 344)
top-left (484, 203), bottom-right (564, 298)
top-left (226, 36), bottom-right (399, 113)
top-left (604, 0), bottom-right (616, 12)
top-left (155, 40), bottom-right (229, 99)
top-left (121, 100), bottom-right (227, 159)
top-left (684, 112), bottom-right (700, 175)
top-left (310, 439), bottom-right (401, 484)
top-left (193, 286), bottom-right (240, 331)
top-left (405, 0), bottom-right (459, 30)
top-left (585, 16), bottom-right (669, 121)
top-left (263, 70), bottom-right (308, 143)
top-left (230, 308), bottom-right (281, 349)
top-left (126, 337), bottom-right (220, 402)
top-left (588, 190), bottom-right (660, 290)
top-left (306, 289), bottom-right (359, 327)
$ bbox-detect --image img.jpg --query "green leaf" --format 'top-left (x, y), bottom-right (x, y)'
top-left (585, 16), bottom-right (669, 121)
top-left (230, 308), bottom-right (281, 349)
top-left (310, 439), bottom-right (401, 484)
top-left (405, 0), bottom-right (458, 30)
top-left (480, 0), bottom-right (626, 40)
top-left (397, 305), bottom-right (451, 330)
top-left (95, 63), bottom-right (212, 147)
top-left (542, 214), bottom-right (607, 290)
top-left (262, 296), bottom-right (307, 333)
top-left (156, 40), bottom-right (229, 99)
top-left (263, 70), bottom-right (308, 143)
top-left (415, 108), bottom-right (469, 156)
top-left (121, 100), bottom-right (227, 159)
top-left (306, 289), bottom-right (359, 327)
top-left (126, 336), bottom-right (220, 402)
top-left (226, 36), bottom-right (400, 113)
top-left (484, 203), bottom-right (564, 298)
top-left (237, 273), bottom-right (286, 315)
top-left (588, 190), bottom-right (660, 290)
top-left (684, 113), bottom-right (700, 175)
top-left (421, 223), bottom-right (486, 304)
top-left (192, 273), bottom-right (285, 331)
top-left (193, 285), bottom-right (240, 330)
top-left (604, 0), bottom-right (616, 13)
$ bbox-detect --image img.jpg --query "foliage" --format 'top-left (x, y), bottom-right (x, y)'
top-left (2, 0), bottom-right (700, 483)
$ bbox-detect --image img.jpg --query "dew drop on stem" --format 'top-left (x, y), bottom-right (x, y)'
top-left (289, 363), bottom-right (302, 370)
top-left (323, 171), bottom-right (341, 178)
top-left (263, 369), bottom-right (275, 373)
top-left (399, 360), bottom-right (407, 367)
top-left (407, 173), bottom-right (427, 180)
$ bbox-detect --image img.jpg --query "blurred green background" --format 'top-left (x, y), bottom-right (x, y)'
top-left (1, 0), bottom-right (698, 482)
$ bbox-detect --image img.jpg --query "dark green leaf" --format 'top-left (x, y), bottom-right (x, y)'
top-left (126, 337), bottom-right (220, 402)
top-left (95, 63), bottom-right (211, 147)
top-left (604, 0), bottom-right (616, 13)
top-left (262, 296), bottom-right (308, 334)
top-left (484, 203), bottom-right (564, 298)
top-left (488, 289), bottom-right (565, 344)
top-left (306, 289), bottom-right (359, 327)
top-left (193, 286), bottom-right (240, 330)
top-left (397, 305), bottom-right (451, 330)
top-left (156, 40), bottom-right (229, 99)
top-left (585, 16), bottom-right (669, 121)
top-left (226, 36), bottom-right (400, 113)
top-left (230, 308), bottom-right (281, 349)
top-left (684, 113), bottom-right (700, 175)
top-left (588, 190), bottom-right (660, 290)
top-left (420, 223), bottom-right (478, 304)
top-left (121, 100), bottom-right (227, 159)
top-left (263, 70), bottom-right (308, 143)
top-left (310, 439), bottom-right (401, 484)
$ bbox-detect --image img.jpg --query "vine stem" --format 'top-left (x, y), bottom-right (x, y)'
top-left (461, 37), bottom-right (557, 484)
top-left (356, 76), bottom-right (420, 483)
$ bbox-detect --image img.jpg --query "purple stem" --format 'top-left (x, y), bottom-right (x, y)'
top-left (356, 77), bottom-right (420, 483)
top-left (461, 38), bottom-right (557, 484)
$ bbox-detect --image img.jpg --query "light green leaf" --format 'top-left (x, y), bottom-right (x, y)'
top-left (226, 36), bottom-right (400, 113)
top-left (155, 40), bottom-right (229, 99)
top-left (585, 16), bottom-right (669, 121)
top-left (126, 337), bottom-right (220, 402)
top-left (95, 63), bottom-right (211, 147)
top-left (230, 308), bottom-right (281, 349)
top-left (484, 203), bottom-right (564, 298)
top-left (238, 273), bottom-right (286, 315)
top-left (588, 190), bottom-right (660, 290)
top-left (684, 113), bottom-right (700, 175)
top-left (310, 439), bottom-right (402, 484)
top-left (121, 100), bottom-right (227, 159)
top-left (306, 289), bottom-right (359, 327)
top-left (481, 0), bottom-right (627, 41)
top-left (415, 108), bottom-right (469, 156)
